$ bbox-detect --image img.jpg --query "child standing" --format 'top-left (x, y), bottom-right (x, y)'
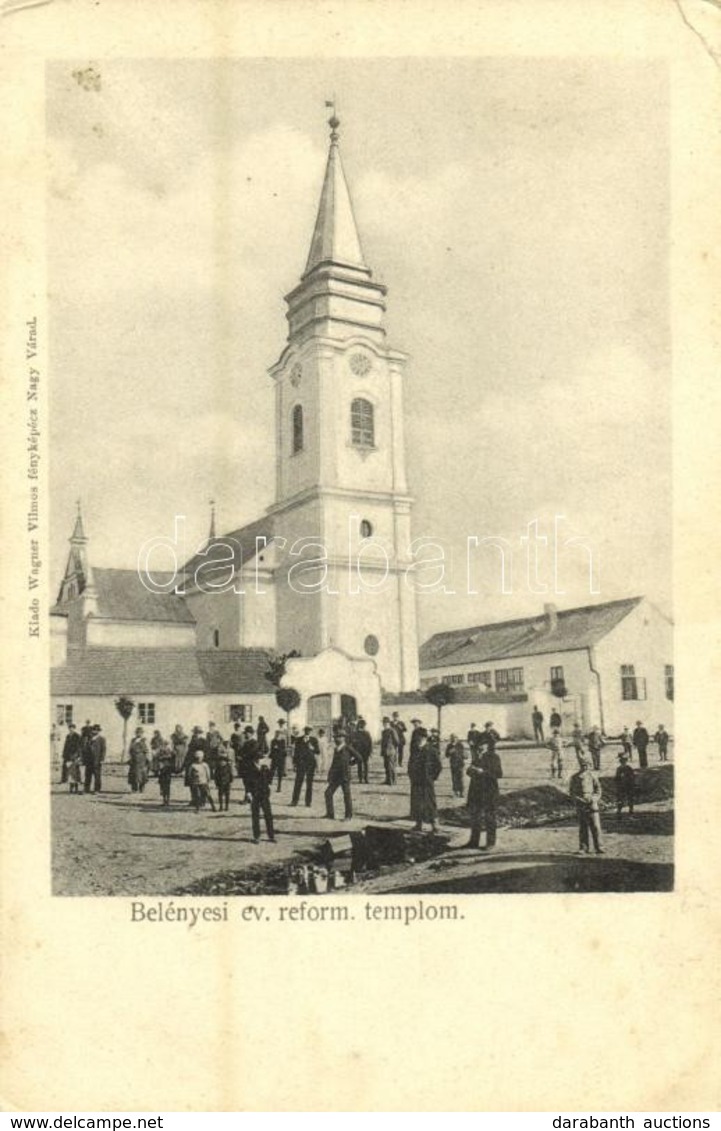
top-left (157, 745), bottom-right (174, 807)
top-left (189, 751), bottom-right (216, 812)
top-left (215, 749), bottom-right (234, 812)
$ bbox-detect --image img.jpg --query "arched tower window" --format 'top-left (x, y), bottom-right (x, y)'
top-left (351, 398), bottom-right (374, 448)
top-left (292, 404), bottom-right (304, 454)
top-left (213, 628), bottom-right (220, 648)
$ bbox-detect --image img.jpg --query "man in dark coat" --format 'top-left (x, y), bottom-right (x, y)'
top-left (391, 712), bottom-right (407, 768)
top-left (256, 716), bottom-right (270, 754)
top-left (445, 734), bottom-right (466, 797)
top-left (532, 706), bottom-right (545, 743)
top-left (478, 721), bottom-right (501, 754)
top-left (407, 729), bottom-right (442, 831)
top-left (550, 708), bottom-right (562, 731)
top-left (633, 721), bottom-right (650, 769)
top-left (467, 724), bottom-right (481, 754)
top-left (380, 718), bottom-right (399, 786)
top-left (61, 724), bottom-right (81, 784)
top-left (245, 748), bottom-right (275, 842)
top-left (409, 718), bottom-right (424, 759)
top-left (615, 753), bottom-right (635, 816)
top-left (325, 732), bottom-right (359, 819)
top-left (205, 722), bottom-right (223, 778)
top-left (269, 721), bottom-right (288, 793)
top-left (86, 725), bottom-right (106, 793)
top-left (465, 741), bottom-right (503, 850)
top-left (654, 724), bottom-right (670, 762)
top-left (237, 727), bottom-right (259, 804)
top-left (290, 727), bottom-right (319, 807)
top-left (351, 718), bottom-right (373, 784)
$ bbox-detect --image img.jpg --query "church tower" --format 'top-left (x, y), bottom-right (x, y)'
top-left (268, 111), bottom-right (419, 693)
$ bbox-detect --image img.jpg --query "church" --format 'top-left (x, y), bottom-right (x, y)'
top-left (51, 112), bottom-right (420, 747)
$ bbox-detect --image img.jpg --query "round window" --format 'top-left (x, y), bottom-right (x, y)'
top-left (364, 634), bottom-right (380, 656)
top-left (349, 352), bottom-right (372, 377)
top-left (360, 519), bottom-right (373, 538)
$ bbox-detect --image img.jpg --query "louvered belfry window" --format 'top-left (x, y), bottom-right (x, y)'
top-left (351, 398), bottom-right (374, 448)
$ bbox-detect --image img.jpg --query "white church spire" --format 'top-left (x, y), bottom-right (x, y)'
top-left (304, 109), bottom-right (367, 276)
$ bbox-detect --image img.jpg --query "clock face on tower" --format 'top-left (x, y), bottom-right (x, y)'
top-left (349, 352), bottom-right (372, 377)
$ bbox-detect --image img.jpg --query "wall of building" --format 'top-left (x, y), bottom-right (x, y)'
top-left (283, 648), bottom-right (383, 738)
top-left (86, 619), bottom-right (197, 649)
top-left (50, 615), bottom-right (68, 667)
top-left (185, 586), bottom-right (242, 651)
top-left (594, 601), bottom-right (674, 734)
top-left (51, 692), bottom-right (282, 758)
top-left (420, 648), bottom-right (599, 737)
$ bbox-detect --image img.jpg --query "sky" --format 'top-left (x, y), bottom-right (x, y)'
top-left (47, 57), bottom-right (671, 640)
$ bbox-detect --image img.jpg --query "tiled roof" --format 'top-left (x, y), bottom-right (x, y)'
top-left (182, 516), bottom-right (274, 586)
top-left (91, 568), bottom-right (195, 624)
top-left (52, 647), bottom-right (274, 697)
top-left (196, 650), bottom-right (275, 695)
top-left (420, 597), bottom-right (645, 670)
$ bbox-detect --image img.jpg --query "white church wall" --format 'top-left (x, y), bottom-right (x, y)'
top-left (185, 586), bottom-right (242, 650)
top-left (240, 572), bottom-right (276, 647)
top-left (86, 619), bottom-right (197, 649)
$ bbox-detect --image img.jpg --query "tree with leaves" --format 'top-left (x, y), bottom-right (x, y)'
top-left (424, 683), bottom-right (456, 738)
top-left (276, 686), bottom-right (301, 731)
top-left (264, 650), bottom-right (301, 687)
top-left (114, 696), bottom-right (135, 762)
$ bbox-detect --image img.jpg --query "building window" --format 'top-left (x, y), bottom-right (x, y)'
top-left (364, 634), bottom-right (379, 656)
top-left (213, 628), bottom-right (220, 648)
top-left (224, 704), bottom-right (253, 724)
top-left (292, 404), bottom-right (304, 454)
top-left (550, 665), bottom-right (564, 683)
top-left (621, 665), bottom-right (647, 701)
top-left (665, 664), bottom-right (674, 701)
top-left (495, 667), bottom-right (524, 693)
top-left (351, 398), bottom-right (375, 448)
top-left (360, 519), bottom-right (373, 539)
top-left (138, 702), bottom-right (156, 724)
top-left (468, 671), bottom-right (492, 687)
top-left (442, 673), bottom-right (464, 686)
top-left (56, 704), bottom-right (73, 725)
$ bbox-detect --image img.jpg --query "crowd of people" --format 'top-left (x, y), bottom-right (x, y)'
top-left (57, 708), bottom-right (672, 856)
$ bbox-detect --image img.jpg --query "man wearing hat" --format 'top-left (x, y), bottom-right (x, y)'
top-left (352, 718), bottom-right (372, 784)
top-left (325, 731), bottom-right (359, 820)
top-left (61, 723), bottom-right (81, 784)
top-left (290, 726), bottom-right (319, 807)
top-left (380, 717), bottom-right (399, 786)
top-left (569, 755), bottom-right (603, 854)
top-left (391, 712), bottom-right (407, 768)
top-left (615, 752), bottom-right (635, 817)
top-left (86, 724), bottom-right (106, 794)
top-left (632, 721), bottom-right (650, 769)
top-left (409, 718), bottom-right (424, 761)
top-left (236, 726), bottom-right (259, 804)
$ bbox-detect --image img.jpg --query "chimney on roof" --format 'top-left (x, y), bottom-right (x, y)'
top-left (544, 602), bottom-right (558, 633)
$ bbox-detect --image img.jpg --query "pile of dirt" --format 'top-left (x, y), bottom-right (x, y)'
top-left (439, 765), bottom-right (674, 830)
top-left (605, 762), bottom-right (674, 804)
top-left (439, 785), bottom-right (577, 830)
top-left (173, 861), bottom-right (293, 897)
